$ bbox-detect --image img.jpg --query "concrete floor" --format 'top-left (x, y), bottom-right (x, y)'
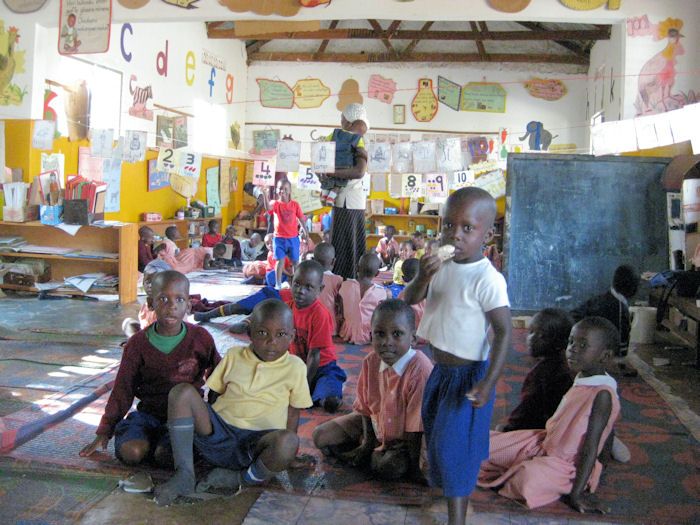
top-left (0, 292), bottom-right (698, 524)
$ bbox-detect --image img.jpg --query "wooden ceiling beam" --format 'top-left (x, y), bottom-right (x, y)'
top-left (207, 27), bottom-right (610, 42)
top-left (516, 21), bottom-right (593, 57)
top-left (246, 40), bottom-right (269, 55)
top-left (368, 19), bottom-right (397, 55)
top-left (248, 51), bottom-right (589, 65)
top-left (403, 21), bottom-right (433, 57)
top-left (470, 21), bottom-right (487, 61)
top-left (316, 20), bottom-right (338, 56)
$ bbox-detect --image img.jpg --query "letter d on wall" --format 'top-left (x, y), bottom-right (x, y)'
top-left (157, 41), bottom-right (169, 76)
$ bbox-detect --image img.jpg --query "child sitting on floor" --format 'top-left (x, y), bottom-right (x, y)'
top-left (499, 308), bottom-right (573, 432)
top-left (164, 226), bottom-right (181, 255)
top-left (208, 243), bottom-right (236, 270)
top-left (80, 271), bottom-right (221, 470)
top-left (153, 299), bottom-right (312, 505)
top-left (137, 226), bottom-right (154, 272)
top-left (313, 242), bottom-right (343, 334)
top-left (152, 243), bottom-right (168, 260)
top-left (222, 225), bottom-right (242, 268)
top-left (201, 220), bottom-right (223, 248)
top-left (412, 232), bottom-right (426, 259)
top-left (397, 258), bottom-right (423, 330)
top-left (241, 232), bottom-right (264, 262)
top-left (385, 240), bottom-right (416, 298)
top-left (313, 299), bottom-right (433, 481)
top-left (338, 252), bottom-right (392, 345)
top-left (375, 225), bottom-right (399, 269)
top-left (160, 241), bottom-right (216, 275)
top-left (478, 316), bottom-right (621, 512)
top-left (122, 259), bottom-right (171, 337)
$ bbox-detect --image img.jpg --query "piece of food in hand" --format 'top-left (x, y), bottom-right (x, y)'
top-left (437, 244), bottom-right (455, 261)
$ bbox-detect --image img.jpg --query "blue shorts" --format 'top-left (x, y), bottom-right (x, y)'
top-left (236, 286), bottom-right (281, 314)
top-left (265, 270), bottom-right (289, 288)
top-left (193, 404), bottom-right (273, 470)
top-left (273, 236), bottom-right (300, 263)
top-left (421, 360), bottom-right (494, 498)
top-left (114, 410), bottom-right (169, 462)
top-left (385, 283), bottom-right (405, 299)
top-left (310, 361), bottom-right (347, 403)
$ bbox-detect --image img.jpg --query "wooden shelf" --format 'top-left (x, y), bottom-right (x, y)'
top-left (368, 214), bottom-right (440, 219)
top-left (0, 283), bottom-right (117, 297)
top-left (0, 251), bottom-right (118, 262)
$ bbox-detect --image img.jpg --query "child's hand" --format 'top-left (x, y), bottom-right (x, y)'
top-left (79, 435), bottom-right (109, 457)
top-left (417, 254), bottom-right (441, 282)
top-left (561, 493), bottom-right (610, 514)
top-left (466, 380), bottom-right (493, 408)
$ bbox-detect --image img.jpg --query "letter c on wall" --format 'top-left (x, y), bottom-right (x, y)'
top-left (121, 23), bottom-right (133, 62)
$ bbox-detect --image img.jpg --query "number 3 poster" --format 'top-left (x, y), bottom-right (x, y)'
top-left (59, 0), bottom-right (112, 55)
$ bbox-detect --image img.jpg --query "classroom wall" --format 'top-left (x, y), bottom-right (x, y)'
top-left (587, 22), bottom-right (625, 126)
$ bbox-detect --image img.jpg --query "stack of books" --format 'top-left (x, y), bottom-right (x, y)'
top-left (0, 235), bottom-right (28, 252)
top-left (65, 176), bottom-right (107, 215)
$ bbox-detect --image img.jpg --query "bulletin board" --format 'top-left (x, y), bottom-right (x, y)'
top-left (504, 153), bottom-right (671, 311)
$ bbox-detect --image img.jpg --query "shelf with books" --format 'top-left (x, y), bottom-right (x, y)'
top-left (365, 214), bottom-right (442, 250)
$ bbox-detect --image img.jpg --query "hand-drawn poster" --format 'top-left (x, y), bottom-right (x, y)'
top-left (401, 173), bottom-right (424, 199)
top-left (369, 142), bottom-right (392, 174)
top-left (276, 140), bottom-right (301, 172)
top-left (392, 142), bottom-right (413, 174)
top-left (90, 128), bottom-right (114, 158)
top-left (230, 165), bottom-right (239, 193)
top-left (524, 78), bottom-right (567, 101)
top-left (179, 150), bottom-right (202, 178)
top-left (32, 120), bottom-right (56, 150)
top-left (156, 116), bottom-right (174, 147)
top-left (290, 179), bottom-right (321, 214)
top-left (412, 141), bottom-right (437, 173)
top-left (206, 166), bottom-right (221, 214)
top-left (170, 173), bottom-right (196, 198)
top-left (437, 138), bottom-right (463, 172)
top-left (219, 159), bottom-right (231, 205)
top-left (58, 0), bottom-right (111, 55)
top-left (474, 169), bottom-right (506, 199)
top-left (41, 153), bottom-right (65, 188)
top-left (451, 170), bottom-right (475, 190)
top-left (257, 79), bottom-right (294, 109)
top-left (438, 76), bottom-right (462, 111)
top-left (368, 75), bottom-right (397, 104)
top-left (426, 173), bottom-right (448, 203)
top-left (78, 146), bottom-right (103, 181)
top-left (253, 158), bottom-right (276, 186)
top-left (460, 82), bottom-right (506, 113)
top-left (123, 130), bottom-right (147, 163)
top-left (173, 116), bottom-right (188, 148)
top-left (293, 79), bottom-right (330, 109)
top-left (311, 141), bottom-right (335, 173)
top-left (148, 158), bottom-right (170, 191)
top-left (253, 129), bottom-right (280, 153)
top-left (157, 146), bottom-right (179, 173)
top-left (411, 79), bottom-right (438, 122)
top-left (296, 166), bottom-right (322, 191)
top-left (102, 140), bottom-right (123, 213)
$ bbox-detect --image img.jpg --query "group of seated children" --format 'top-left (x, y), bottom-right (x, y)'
top-left (113, 188), bottom-right (625, 521)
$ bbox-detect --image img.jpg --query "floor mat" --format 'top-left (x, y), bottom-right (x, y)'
top-left (0, 459), bottom-right (118, 525)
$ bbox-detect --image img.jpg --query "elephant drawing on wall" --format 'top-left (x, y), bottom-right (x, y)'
top-left (519, 121), bottom-right (555, 151)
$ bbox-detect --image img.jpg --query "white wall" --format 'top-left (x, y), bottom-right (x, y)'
top-left (245, 61), bottom-right (588, 161)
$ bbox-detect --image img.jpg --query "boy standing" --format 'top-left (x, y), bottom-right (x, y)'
top-left (80, 271), bottom-right (221, 468)
top-left (263, 178), bottom-right (310, 289)
top-left (313, 299), bottom-right (433, 482)
top-left (154, 299), bottom-right (312, 505)
top-left (403, 187), bottom-right (512, 525)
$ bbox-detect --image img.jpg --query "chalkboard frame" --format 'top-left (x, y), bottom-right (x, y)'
top-left (503, 153), bottom-right (672, 312)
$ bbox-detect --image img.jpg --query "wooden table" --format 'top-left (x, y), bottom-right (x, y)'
top-left (650, 287), bottom-right (700, 367)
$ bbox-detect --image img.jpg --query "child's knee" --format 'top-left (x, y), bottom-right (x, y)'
top-left (168, 382), bottom-right (197, 405)
top-left (312, 424), bottom-right (329, 448)
top-left (274, 430), bottom-right (299, 462)
top-left (118, 440), bottom-right (150, 465)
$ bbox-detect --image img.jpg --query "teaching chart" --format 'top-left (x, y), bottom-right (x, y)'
top-left (257, 79), bottom-right (294, 109)
top-left (460, 82), bottom-right (507, 113)
top-left (437, 76), bottom-right (462, 111)
top-left (293, 79), bottom-right (331, 109)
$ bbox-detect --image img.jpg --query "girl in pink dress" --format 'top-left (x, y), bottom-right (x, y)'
top-left (338, 253), bottom-right (391, 345)
top-left (478, 316), bottom-right (621, 513)
top-left (160, 240), bottom-right (213, 274)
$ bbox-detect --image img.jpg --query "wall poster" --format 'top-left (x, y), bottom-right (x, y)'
top-left (58, 0), bottom-right (112, 55)
top-left (460, 82), bottom-right (506, 113)
top-left (257, 78), bottom-right (294, 109)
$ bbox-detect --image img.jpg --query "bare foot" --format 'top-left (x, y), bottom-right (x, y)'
top-left (289, 453), bottom-right (317, 469)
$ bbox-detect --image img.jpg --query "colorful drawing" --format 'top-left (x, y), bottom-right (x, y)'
top-left (466, 136), bottom-right (490, 163)
top-left (257, 78), bottom-right (294, 109)
top-left (519, 121), bottom-right (555, 151)
top-left (230, 122), bottom-right (241, 149)
top-left (148, 159), bottom-right (170, 191)
top-left (437, 76), bottom-right (462, 111)
top-left (162, 0), bottom-right (199, 8)
top-left (523, 78), bottom-right (567, 101)
top-left (460, 82), bottom-right (506, 113)
top-left (411, 78), bottom-right (438, 122)
top-left (128, 74), bottom-right (154, 120)
top-left (633, 17), bottom-right (694, 116)
top-left (336, 78), bottom-right (363, 111)
top-left (300, 0), bottom-right (330, 6)
top-left (156, 115), bottom-right (173, 147)
top-left (173, 116), bottom-right (187, 148)
top-left (219, 0), bottom-right (300, 17)
top-left (102, 140), bottom-right (123, 213)
top-left (368, 75), bottom-right (397, 104)
top-left (253, 129), bottom-right (280, 153)
top-left (559, 0), bottom-right (620, 9)
top-left (0, 23), bottom-right (27, 106)
top-left (293, 78), bottom-right (330, 109)
top-left (58, 0), bottom-right (111, 55)
top-left (627, 15), bottom-right (655, 37)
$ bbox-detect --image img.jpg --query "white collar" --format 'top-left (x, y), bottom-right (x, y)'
top-left (324, 270), bottom-right (334, 274)
top-left (573, 372), bottom-right (617, 390)
top-left (610, 287), bottom-right (628, 307)
top-left (379, 348), bottom-right (416, 377)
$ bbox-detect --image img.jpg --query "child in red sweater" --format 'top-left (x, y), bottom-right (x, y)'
top-left (201, 220), bottom-right (223, 248)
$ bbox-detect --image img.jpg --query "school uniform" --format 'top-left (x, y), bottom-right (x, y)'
top-left (338, 280), bottom-right (388, 345)
top-left (319, 271), bottom-right (343, 334)
top-left (201, 232), bottom-right (223, 248)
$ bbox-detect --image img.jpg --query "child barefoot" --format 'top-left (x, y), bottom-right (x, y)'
top-left (403, 187), bottom-right (512, 525)
top-left (500, 308), bottom-right (573, 432)
top-left (81, 271), bottom-right (221, 469)
top-left (313, 299), bottom-right (433, 481)
top-left (154, 299), bottom-right (312, 505)
top-left (478, 317), bottom-right (621, 513)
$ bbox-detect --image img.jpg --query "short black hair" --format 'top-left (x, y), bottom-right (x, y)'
top-left (372, 298), bottom-right (415, 331)
top-left (313, 242), bottom-right (335, 267)
top-left (138, 226), bottom-right (153, 238)
top-left (358, 252), bottom-right (381, 278)
top-left (250, 299), bottom-right (293, 328)
top-left (295, 259), bottom-right (324, 284)
top-left (445, 187), bottom-right (497, 225)
top-left (208, 219), bottom-right (219, 229)
top-left (385, 225), bottom-right (396, 234)
top-left (412, 231), bottom-right (424, 239)
top-left (213, 242), bottom-right (227, 256)
top-left (613, 264), bottom-right (639, 298)
top-left (576, 316), bottom-right (620, 353)
top-left (533, 308), bottom-right (573, 356)
top-left (152, 243), bottom-right (167, 257)
top-left (401, 258), bottom-right (419, 283)
top-left (164, 226), bottom-right (179, 240)
top-left (150, 270), bottom-right (189, 295)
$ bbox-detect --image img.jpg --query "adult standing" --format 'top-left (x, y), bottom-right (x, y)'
top-left (328, 103), bottom-right (369, 279)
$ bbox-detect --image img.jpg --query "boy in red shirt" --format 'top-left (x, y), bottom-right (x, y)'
top-left (280, 260), bottom-right (346, 413)
top-left (263, 179), bottom-right (310, 289)
top-left (201, 220), bottom-right (223, 248)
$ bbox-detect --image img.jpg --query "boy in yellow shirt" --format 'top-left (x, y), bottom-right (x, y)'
top-left (154, 299), bottom-right (312, 505)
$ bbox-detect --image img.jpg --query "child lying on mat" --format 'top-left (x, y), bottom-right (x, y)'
top-left (337, 252), bottom-right (391, 345)
top-left (313, 299), bottom-right (433, 482)
top-left (478, 317), bottom-right (621, 512)
top-left (81, 271), bottom-right (221, 470)
top-left (154, 299), bottom-right (312, 505)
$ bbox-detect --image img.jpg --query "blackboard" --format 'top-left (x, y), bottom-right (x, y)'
top-left (504, 153), bottom-right (671, 312)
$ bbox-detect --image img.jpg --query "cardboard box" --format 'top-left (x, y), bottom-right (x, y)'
top-left (142, 212), bottom-right (163, 222)
top-left (40, 205), bottom-right (63, 225)
top-left (2, 206), bottom-right (39, 222)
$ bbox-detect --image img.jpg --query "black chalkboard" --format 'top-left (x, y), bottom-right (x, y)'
top-left (504, 153), bottom-right (671, 312)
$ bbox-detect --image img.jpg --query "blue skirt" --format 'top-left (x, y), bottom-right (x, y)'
top-left (421, 360), bottom-right (494, 498)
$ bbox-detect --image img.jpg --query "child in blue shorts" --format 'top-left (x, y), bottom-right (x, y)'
top-left (262, 178), bottom-right (310, 290)
top-left (80, 271), bottom-right (221, 469)
top-left (404, 187), bottom-right (512, 525)
top-left (153, 299), bottom-right (312, 505)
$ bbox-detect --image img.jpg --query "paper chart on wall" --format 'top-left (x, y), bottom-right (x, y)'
top-left (371, 173), bottom-right (388, 193)
top-left (290, 177), bottom-right (321, 214)
top-left (436, 138), bottom-right (463, 172)
top-left (388, 173), bottom-right (402, 199)
top-left (451, 170), bottom-right (475, 190)
top-left (90, 128), bottom-right (114, 158)
top-left (148, 159), bottom-right (170, 192)
top-left (296, 166), bottom-right (322, 191)
top-left (634, 115), bottom-right (658, 151)
top-left (276, 140), bottom-right (301, 173)
top-left (426, 173), bottom-right (448, 203)
top-left (206, 166), bottom-right (221, 215)
top-left (169, 173), bottom-right (196, 198)
top-left (369, 142), bottom-right (392, 174)
top-left (32, 120), bottom-right (56, 150)
top-left (58, 0), bottom-right (111, 55)
top-left (78, 146), bottom-right (103, 181)
top-left (219, 159), bottom-right (230, 206)
top-left (412, 141), bottom-right (437, 173)
top-left (123, 131), bottom-right (147, 163)
top-left (392, 142), bottom-right (413, 174)
top-left (401, 174), bottom-right (424, 199)
top-left (102, 139), bottom-right (123, 213)
top-left (41, 152), bottom-right (65, 188)
top-left (253, 159), bottom-right (276, 187)
top-left (0, 122), bottom-right (4, 174)
top-left (311, 142), bottom-right (335, 173)
top-left (473, 169), bottom-right (506, 199)
top-left (179, 150), bottom-right (202, 178)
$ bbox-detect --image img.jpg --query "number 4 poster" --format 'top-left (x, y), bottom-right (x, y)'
top-left (59, 0), bottom-right (112, 55)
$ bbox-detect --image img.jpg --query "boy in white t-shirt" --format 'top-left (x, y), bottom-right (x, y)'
top-left (403, 187), bottom-right (512, 525)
